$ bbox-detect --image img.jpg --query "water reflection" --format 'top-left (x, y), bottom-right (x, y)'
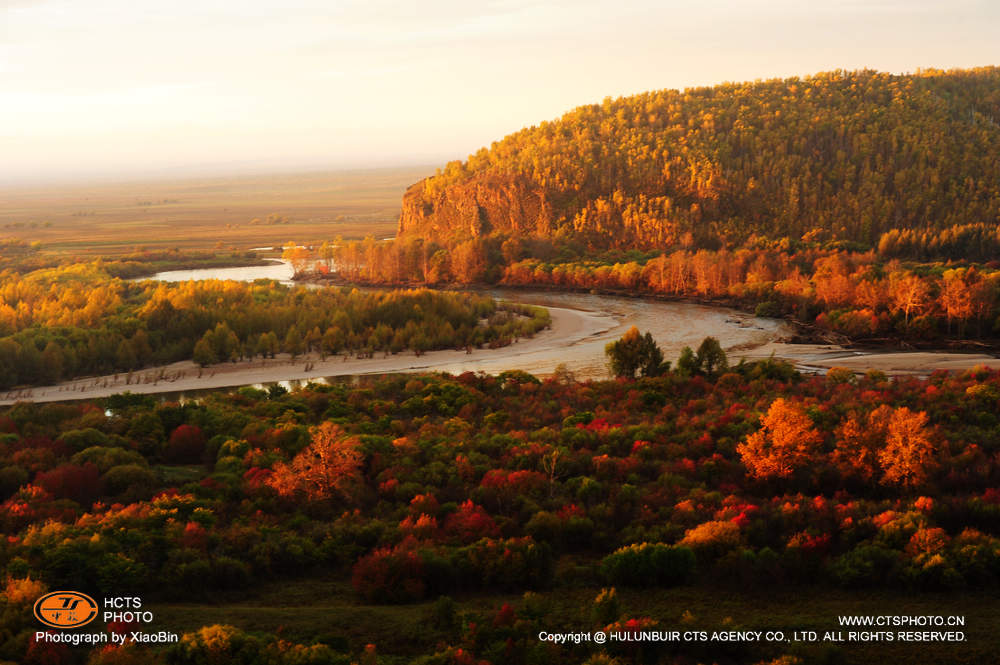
top-left (150, 375), bottom-right (364, 404)
top-left (142, 259), bottom-right (295, 284)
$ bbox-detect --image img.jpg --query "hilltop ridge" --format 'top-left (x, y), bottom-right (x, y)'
top-left (398, 67), bottom-right (1000, 250)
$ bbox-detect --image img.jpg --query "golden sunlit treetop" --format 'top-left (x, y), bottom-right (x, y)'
top-left (402, 67), bottom-right (1000, 249)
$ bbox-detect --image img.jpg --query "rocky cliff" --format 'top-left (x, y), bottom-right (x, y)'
top-left (398, 173), bottom-right (556, 241)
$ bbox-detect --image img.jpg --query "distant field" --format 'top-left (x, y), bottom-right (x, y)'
top-left (0, 166), bottom-right (430, 256)
top-left (151, 575), bottom-right (1000, 664)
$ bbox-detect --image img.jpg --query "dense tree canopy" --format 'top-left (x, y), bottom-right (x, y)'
top-left (402, 67), bottom-right (1000, 249)
top-left (2, 360), bottom-right (1000, 663)
top-left (309, 68), bottom-right (1000, 349)
top-left (0, 261), bottom-right (550, 388)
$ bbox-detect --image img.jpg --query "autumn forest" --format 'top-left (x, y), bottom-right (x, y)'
top-left (3, 66), bottom-right (1000, 665)
top-left (313, 69), bottom-right (1000, 349)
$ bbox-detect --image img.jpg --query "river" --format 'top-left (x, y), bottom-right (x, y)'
top-left (135, 260), bottom-right (794, 375)
top-left (4, 263), bottom-right (999, 404)
top-left (142, 259), bottom-right (295, 284)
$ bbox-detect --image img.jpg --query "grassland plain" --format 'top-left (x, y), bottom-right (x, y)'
top-left (0, 166), bottom-right (429, 255)
top-left (148, 575), bottom-right (999, 665)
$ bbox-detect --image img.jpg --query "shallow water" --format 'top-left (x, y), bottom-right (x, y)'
top-left (481, 289), bottom-right (789, 378)
top-left (114, 288), bottom-right (788, 404)
top-left (139, 262), bottom-right (792, 380)
top-left (142, 259), bottom-right (295, 284)
top-left (17, 263), bottom-right (985, 406)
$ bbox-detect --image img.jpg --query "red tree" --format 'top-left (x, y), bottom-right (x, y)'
top-left (267, 422), bottom-right (363, 501)
top-left (165, 424), bottom-right (206, 464)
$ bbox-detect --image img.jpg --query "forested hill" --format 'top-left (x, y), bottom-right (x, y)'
top-left (398, 67), bottom-right (1000, 250)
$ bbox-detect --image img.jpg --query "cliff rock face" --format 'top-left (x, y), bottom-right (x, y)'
top-left (398, 174), bottom-right (554, 241)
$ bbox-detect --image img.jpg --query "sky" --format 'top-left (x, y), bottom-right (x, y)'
top-left (1, 0), bottom-right (998, 184)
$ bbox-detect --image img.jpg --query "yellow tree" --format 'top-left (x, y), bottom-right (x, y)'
top-left (939, 269), bottom-right (973, 335)
top-left (888, 272), bottom-right (930, 325)
top-left (813, 254), bottom-right (855, 307)
top-left (282, 241), bottom-right (312, 277)
top-left (267, 422), bottom-right (363, 501)
top-left (854, 277), bottom-right (886, 312)
top-left (831, 404), bottom-right (892, 481)
top-left (451, 240), bottom-right (486, 283)
top-left (667, 250), bottom-right (690, 293)
top-left (968, 270), bottom-right (996, 336)
top-left (642, 254), bottom-right (669, 292)
top-left (737, 398), bottom-right (823, 479)
top-left (319, 239), bottom-right (338, 273)
top-left (878, 407), bottom-right (937, 489)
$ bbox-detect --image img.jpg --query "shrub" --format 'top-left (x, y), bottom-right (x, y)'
top-left (591, 587), bottom-right (620, 626)
top-left (679, 520), bottom-right (742, 557)
top-left (4, 576), bottom-right (47, 605)
top-left (352, 540), bottom-right (426, 603)
top-left (451, 537), bottom-right (553, 590)
top-left (600, 543), bottom-right (695, 586)
top-left (903, 553), bottom-right (965, 590)
top-left (583, 656), bottom-right (624, 665)
top-left (828, 544), bottom-right (902, 587)
top-left (211, 557), bottom-right (252, 590)
top-left (443, 500), bottom-right (499, 543)
top-left (164, 425), bottom-right (207, 464)
top-left (754, 301), bottom-right (781, 318)
top-left (162, 552), bottom-right (210, 591)
top-left (35, 462), bottom-right (101, 505)
top-left (56, 428), bottom-right (110, 452)
top-left (87, 644), bottom-right (163, 665)
top-left (101, 464), bottom-right (159, 501)
top-left (429, 595), bottom-right (459, 632)
top-left (825, 367), bottom-right (856, 385)
top-left (72, 446), bottom-right (146, 473)
top-left (0, 465), bottom-right (29, 499)
top-left (525, 511), bottom-right (563, 544)
top-left (166, 624), bottom-right (262, 665)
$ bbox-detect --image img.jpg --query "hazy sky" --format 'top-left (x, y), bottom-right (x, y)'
top-left (2, 0), bottom-right (998, 183)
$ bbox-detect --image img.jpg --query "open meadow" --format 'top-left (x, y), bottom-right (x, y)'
top-left (0, 167), bottom-right (428, 256)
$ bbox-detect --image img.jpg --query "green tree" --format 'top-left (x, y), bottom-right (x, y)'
top-left (322, 326), bottom-right (344, 356)
top-left (695, 336), bottom-right (728, 377)
top-left (605, 326), bottom-right (666, 378)
top-left (192, 336), bottom-right (217, 367)
top-left (258, 331), bottom-right (279, 358)
top-left (0, 339), bottom-right (20, 388)
top-left (116, 341), bottom-right (138, 372)
top-left (210, 322), bottom-right (240, 362)
top-left (40, 341), bottom-right (65, 383)
top-left (130, 329), bottom-right (153, 366)
top-left (284, 325), bottom-right (303, 360)
top-left (676, 337), bottom-right (728, 377)
top-left (305, 326), bottom-right (322, 353)
top-left (676, 346), bottom-right (699, 376)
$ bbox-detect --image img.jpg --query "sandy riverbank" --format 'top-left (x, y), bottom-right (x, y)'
top-left (5, 289), bottom-right (1000, 405)
top-left (743, 342), bottom-right (1000, 376)
top-left (0, 305), bottom-right (614, 405)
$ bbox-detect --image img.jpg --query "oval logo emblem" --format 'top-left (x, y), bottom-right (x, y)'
top-left (33, 591), bottom-right (99, 629)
